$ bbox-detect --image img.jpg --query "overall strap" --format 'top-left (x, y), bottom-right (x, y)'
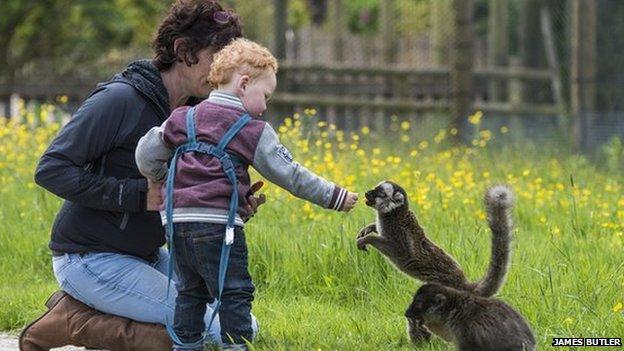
top-left (217, 114), bottom-right (252, 150)
top-left (165, 110), bottom-right (253, 348)
top-left (185, 107), bottom-right (197, 146)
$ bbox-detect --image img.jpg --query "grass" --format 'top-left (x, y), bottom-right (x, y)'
top-left (1, 109), bottom-right (623, 350)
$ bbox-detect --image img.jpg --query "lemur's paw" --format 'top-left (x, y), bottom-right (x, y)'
top-left (356, 238), bottom-right (368, 251)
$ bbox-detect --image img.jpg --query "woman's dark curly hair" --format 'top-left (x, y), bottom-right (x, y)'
top-left (152, 0), bottom-right (243, 71)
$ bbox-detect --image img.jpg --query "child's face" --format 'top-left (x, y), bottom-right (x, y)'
top-left (239, 71), bottom-right (276, 118)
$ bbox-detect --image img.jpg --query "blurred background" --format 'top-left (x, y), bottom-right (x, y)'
top-left (0, 0), bottom-right (623, 155)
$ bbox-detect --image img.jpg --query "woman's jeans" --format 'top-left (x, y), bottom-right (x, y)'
top-left (52, 243), bottom-right (258, 346)
top-left (172, 223), bottom-right (255, 349)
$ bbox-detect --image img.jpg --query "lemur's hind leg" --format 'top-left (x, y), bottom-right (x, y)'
top-left (356, 223), bottom-right (377, 239)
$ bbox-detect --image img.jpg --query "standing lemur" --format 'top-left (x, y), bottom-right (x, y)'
top-left (357, 181), bottom-right (519, 343)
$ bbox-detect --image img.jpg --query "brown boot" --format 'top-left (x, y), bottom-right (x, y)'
top-left (19, 290), bottom-right (173, 351)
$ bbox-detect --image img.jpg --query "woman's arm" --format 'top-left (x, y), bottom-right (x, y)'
top-left (34, 83), bottom-right (149, 213)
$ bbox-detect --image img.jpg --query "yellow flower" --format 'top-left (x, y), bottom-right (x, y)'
top-left (468, 111), bottom-right (483, 125)
top-left (500, 126), bottom-right (509, 134)
top-left (563, 317), bottom-right (573, 325)
top-left (613, 302), bottom-right (623, 313)
top-left (361, 126), bottom-right (370, 135)
top-left (401, 121), bottom-right (410, 131)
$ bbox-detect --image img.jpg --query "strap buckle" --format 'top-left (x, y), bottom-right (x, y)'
top-left (219, 153), bottom-right (234, 171)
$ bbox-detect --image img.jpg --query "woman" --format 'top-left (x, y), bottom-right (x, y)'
top-left (20, 1), bottom-right (264, 350)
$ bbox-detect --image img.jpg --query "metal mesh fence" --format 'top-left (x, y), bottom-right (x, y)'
top-left (1, 0), bottom-right (622, 153)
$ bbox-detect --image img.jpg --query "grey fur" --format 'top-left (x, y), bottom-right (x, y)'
top-left (405, 283), bottom-right (536, 351)
top-left (357, 181), bottom-right (515, 296)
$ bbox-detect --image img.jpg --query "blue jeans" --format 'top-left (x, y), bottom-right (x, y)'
top-left (172, 223), bottom-right (255, 350)
top-left (52, 246), bottom-right (258, 346)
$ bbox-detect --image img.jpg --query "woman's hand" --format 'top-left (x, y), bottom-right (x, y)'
top-left (146, 180), bottom-right (163, 211)
top-left (243, 181), bottom-right (266, 221)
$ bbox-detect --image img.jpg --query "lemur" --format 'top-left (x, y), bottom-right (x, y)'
top-left (357, 181), bottom-right (514, 296)
top-left (405, 283), bottom-right (536, 351)
top-left (357, 181), bottom-right (515, 343)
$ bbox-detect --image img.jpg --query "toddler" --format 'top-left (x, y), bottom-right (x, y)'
top-left (136, 38), bottom-right (357, 350)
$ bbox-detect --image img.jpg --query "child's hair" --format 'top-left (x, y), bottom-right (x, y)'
top-left (208, 38), bottom-right (278, 87)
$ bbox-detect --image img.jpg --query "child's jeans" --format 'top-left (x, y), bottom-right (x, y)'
top-left (172, 222), bottom-right (255, 350)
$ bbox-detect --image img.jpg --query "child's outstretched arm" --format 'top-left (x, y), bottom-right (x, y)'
top-left (135, 122), bottom-right (173, 182)
top-left (251, 124), bottom-right (358, 212)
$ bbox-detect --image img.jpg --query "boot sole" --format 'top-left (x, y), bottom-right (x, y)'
top-left (18, 291), bottom-right (68, 351)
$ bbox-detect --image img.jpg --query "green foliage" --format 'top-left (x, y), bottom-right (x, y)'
top-left (287, 0), bottom-right (311, 29)
top-left (395, 0), bottom-right (430, 36)
top-left (0, 0), bottom-right (165, 80)
top-left (345, 0), bottom-right (380, 36)
top-left (601, 137), bottom-right (624, 173)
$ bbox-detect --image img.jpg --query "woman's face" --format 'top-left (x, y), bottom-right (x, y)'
top-left (181, 47), bottom-right (215, 98)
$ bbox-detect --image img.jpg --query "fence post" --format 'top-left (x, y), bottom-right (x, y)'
top-left (539, 4), bottom-right (566, 131)
top-left (508, 57), bottom-right (524, 141)
top-left (570, 0), bottom-right (597, 151)
top-left (487, 0), bottom-right (508, 102)
top-left (274, 0), bottom-right (287, 60)
top-left (381, 0), bottom-right (398, 64)
top-left (330, 0), bottom-right (344, 62)
top-left (430, 0), bottom-right (453, 66)
top-left (451, 0), bottom-right (475, 143)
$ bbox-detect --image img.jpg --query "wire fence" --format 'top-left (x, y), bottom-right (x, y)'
top-left (1, 0), bottom-right (623, 153)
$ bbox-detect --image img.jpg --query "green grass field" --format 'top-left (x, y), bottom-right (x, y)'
top-left (1, 110), bottom-right (623, 350)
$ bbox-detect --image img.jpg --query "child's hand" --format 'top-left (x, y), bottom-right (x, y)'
top-left (341, 192), bottom-right (359, 212)
top-left (146, 180), bottom-right (163, 211)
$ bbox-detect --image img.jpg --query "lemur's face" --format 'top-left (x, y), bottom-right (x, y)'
top-left (405, 284), bottom-right (448, 324)
top-left (364, 181), bottom-right (407, 214)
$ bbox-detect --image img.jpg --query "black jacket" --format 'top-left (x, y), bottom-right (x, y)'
top-left (35, 60), bottom-right (173, 261)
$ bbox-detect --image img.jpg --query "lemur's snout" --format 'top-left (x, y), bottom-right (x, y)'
top-left (364, 190), bottom-right (375, 206)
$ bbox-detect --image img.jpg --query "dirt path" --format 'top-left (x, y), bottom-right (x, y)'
top-left (0, 332), bottom-right (100, 350)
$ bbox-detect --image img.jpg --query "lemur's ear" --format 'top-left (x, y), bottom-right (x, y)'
top-left (393, 191), bottom-right (404, 202)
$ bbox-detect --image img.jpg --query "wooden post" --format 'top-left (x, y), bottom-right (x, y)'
top-left (570, 0), bottom-right (597, 151)
top-left (380, 0), bottom-right (398, 64)
top-left (330, 0), bottom-right (345, 62)
top-left (430, 0), bottom-right (453, 66)
top-left (508, 57), bottom-right (524, 142)
top-left (518, 0), bottom-right (544, 103)
top-left (487, 0), bottom-right (508, 102)
top-left (274, 0), bottom-right (287, 60)
top-left (539, 5), bottom-right (566, 130)
top-left (451, 0), bottom-right (475, 143)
